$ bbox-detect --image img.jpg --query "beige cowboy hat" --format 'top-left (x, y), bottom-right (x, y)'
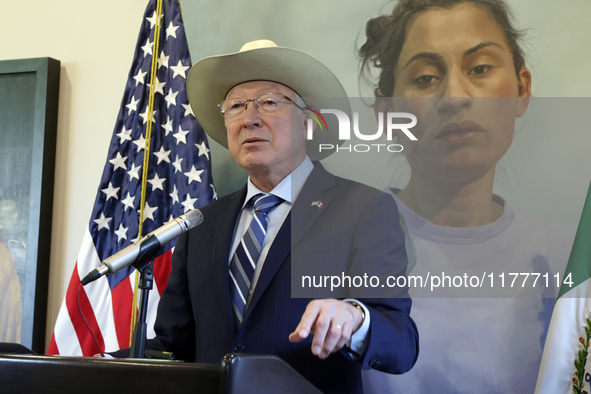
top-left (186, 40), bottom-right (350, 161)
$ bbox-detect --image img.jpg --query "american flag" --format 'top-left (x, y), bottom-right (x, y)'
top-left (48, 0), bottom-right (215, 356)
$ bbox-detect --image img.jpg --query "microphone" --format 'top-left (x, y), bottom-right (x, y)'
top-left (81, 209), bottom-right (203, 285)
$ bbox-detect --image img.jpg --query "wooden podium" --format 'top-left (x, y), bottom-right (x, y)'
top-left (0, 352), bottom-right (323, 393)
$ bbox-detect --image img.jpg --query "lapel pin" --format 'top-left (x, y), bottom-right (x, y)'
top-left (311, 200), bottom-right (324, 209)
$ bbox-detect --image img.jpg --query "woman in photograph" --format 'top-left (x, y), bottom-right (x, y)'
top-left (358, 0), bottom-right (573, 392)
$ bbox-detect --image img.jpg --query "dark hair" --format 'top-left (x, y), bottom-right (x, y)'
top-left (359, 0), bottom-right (526, 97)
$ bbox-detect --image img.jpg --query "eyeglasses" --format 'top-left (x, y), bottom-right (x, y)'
top-left (217, 93), bottom-right (306, 119)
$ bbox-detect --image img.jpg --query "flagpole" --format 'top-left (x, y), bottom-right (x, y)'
top-left (129, 0), bottom-right (164, 346)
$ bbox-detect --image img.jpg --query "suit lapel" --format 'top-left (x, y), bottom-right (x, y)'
top-left (211, 186), bottom-right (247, 332)
top-left (243, 162), bottom-right (336, 321)
top-left (289, 163), bottom-right (336, 249)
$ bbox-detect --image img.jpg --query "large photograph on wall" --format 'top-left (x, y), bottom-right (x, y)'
top-left (0, 57), bottom-right (60, 353)
top-left (178, 0), bottom-right (590, 392)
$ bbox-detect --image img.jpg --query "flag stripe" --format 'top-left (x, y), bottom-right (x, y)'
top-left (153, 251), bottom-right (173, 297)
top-left (48, 300), bottom-right (81, 356)
top-left (558, 181), bottom-right (591, 297)
top-left (536, 180), bottom-right (591, 393)
top-left (65, 265), bottom-right (105, 356)
top-left (77, 230), bottom-right (120, 353)
top-left (111, 279), bottom-right (134, 349)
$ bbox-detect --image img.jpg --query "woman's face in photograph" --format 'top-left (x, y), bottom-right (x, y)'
top-left (390, 3), bottom-right (531, 182)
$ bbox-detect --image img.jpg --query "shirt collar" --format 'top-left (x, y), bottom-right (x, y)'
top-left (243, 156), bottom-right (314, 208)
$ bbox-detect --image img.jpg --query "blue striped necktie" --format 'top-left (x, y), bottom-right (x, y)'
top-left (229, 193), bottom-right (283, 324)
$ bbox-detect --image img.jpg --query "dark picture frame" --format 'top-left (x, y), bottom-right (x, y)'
top-left (0, 57), bottom-right (60, 353)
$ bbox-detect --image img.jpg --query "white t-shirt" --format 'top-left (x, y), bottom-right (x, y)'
top-left (363, 190), bottom-right (574, 394)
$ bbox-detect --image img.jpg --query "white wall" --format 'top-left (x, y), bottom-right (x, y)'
top-left (1, 0), bottom-right (589, 351)
top-left (0, 0), bottom-right (149, 349)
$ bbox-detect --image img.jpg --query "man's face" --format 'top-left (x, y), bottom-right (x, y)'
top-left (224, 81), bottom-right (307, 184)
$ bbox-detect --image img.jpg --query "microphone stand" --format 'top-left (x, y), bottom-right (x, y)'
top-left (128, 235), bottom-right (161, 359)
top-left (129, 262), bottom-right (153, 358)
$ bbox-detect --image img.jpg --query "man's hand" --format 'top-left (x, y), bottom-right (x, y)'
top-left (288, 299), bottom-right (364, 359)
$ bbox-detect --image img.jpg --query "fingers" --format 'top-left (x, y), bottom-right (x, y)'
top-left (310, 308), bottom-right (331, 357)
top-left (289, 300), bottom-right (322, 343)
top-left (318, 319), bottom-right (354, 358)
top-left (290, 300), bottom-right (360, 359)
top-left (332, 321), bottom-right (354, 353)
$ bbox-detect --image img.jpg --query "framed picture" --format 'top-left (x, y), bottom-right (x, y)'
top-left (0, 57), bottom-right (60, 353)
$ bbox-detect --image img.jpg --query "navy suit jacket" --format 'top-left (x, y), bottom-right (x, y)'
top-left (140, 162), bottom-right (418, 393)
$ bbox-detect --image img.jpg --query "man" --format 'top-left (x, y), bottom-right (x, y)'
top-left (142, 40), bottom-right (418, 393)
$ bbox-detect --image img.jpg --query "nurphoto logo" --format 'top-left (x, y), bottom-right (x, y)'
top-left (306, 109), bottom-right (418, 154)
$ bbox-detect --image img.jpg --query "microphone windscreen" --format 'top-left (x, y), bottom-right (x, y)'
top-left (185, 209), bottom-right (204, 229)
